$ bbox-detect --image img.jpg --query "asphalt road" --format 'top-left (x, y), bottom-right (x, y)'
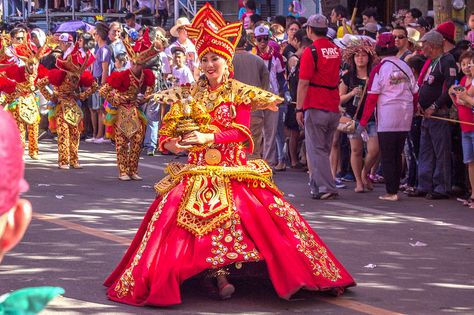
top-left (1, 139), bottom-right (474, 315)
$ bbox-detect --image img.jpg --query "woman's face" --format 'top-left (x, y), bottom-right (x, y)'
top-left (108, 25), bottom-right (121, 42)
top-left (354, 50), bottom-right (369, 68)
top-left (200, 52), bottom-right (226, 83)
top-left (287, 23), bottom-right (300, 41)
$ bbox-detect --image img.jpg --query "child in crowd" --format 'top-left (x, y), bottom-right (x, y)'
top-left (241, 0), bottom-right (257, 29)
top-left (467, 12), bottom-right (474, 44)
top-left (113, 53), bottom-right (128, 72)
top-left (171, 46), bottom-right (194, 85)
top-left (449, 51), bottom-right (474, 207)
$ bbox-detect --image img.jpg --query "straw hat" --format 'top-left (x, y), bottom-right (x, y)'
top-left (406, 27), bottom-right (420, 44)
top-left (170, 17), bottom-right (191, 37)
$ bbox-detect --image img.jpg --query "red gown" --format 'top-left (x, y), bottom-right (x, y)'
top-left (104, 79), bottom-right (356, 306)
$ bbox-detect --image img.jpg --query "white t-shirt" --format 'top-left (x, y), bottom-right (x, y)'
top-left (166, 39), bottom-right (198, 70)
top-left (368, 56), bottom-right (418, 132)
top-left (160, 51), bottom-right (171, 74)
top-left (172, 66), bottom-right (195, 85)
top-left (261, 56), bottom-right (284, 95)
top-left (138, 0), bottom-right (153, 9)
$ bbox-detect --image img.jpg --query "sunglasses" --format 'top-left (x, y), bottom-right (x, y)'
top-left (394, 35), bottom-right (407, 40)
top-left (256, 36), bottom-right (269, 42)
top-left (15, 37), bottom-right (24, 40)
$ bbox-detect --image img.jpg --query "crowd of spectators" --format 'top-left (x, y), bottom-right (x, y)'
top-left (3, 4), bottom-right (474, 205)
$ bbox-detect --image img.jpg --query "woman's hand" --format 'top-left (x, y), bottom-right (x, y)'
top-left (180, 131), bottom-right (214, 146)
top-left (352, 86), bottom-right (362, 97)
top-left (163, 137), bottom-right (192, 154)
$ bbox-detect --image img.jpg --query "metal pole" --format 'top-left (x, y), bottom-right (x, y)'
top-left (100, 0), bottom-right (103, 15)
top-left (72, 0), bottom-right (75, 19)
top-left (45, 0), bottom-right (49, 32)
top-left (21, 0), bottom-right (25, 20)
top-left (2, 0), bottom-right (7, 22)
top-left (174, 0), bottom-right (179, 21)
top-left (27, 0), bottom-right (31, 18)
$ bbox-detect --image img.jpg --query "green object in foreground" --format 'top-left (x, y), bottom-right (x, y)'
top-left (0, 286), bottom-right (64, 315)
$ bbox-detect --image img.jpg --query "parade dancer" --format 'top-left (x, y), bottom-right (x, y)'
top-left (99, 29), bottom-right (161, 181)
top-left (104, 3), bottom-right (355, 307)
top-left (37, 43), bottom-right (98, 169)
top-left (0, 35), bottom-right (50, 160)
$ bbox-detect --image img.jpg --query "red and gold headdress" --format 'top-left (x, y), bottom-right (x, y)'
top-left (56, 42), bottom-right (95, 74)
top-left (123, 28), bottom-right (159, 65)
top-left (12, 34), bottom-right (52, 65)
top-left (185, 2), bottom-right (243, 62)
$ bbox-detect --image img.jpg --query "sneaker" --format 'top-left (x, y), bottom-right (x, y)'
top-left (71, 163), bottom-right (83, 169)
top-left (335, 178), bottom-right (346, 189)
top-left (29, 154), bottom-right (39, 160)
top-left (93, 137), bottom-right (111, 144)
top-left (85, 137), bottom-right (96, 143)
top-left (147, 150), bottom-right (155, 156)
top-left (58, 164), bottom-right (70, 170)
top-left (342, 173), bottom-right (355, 182)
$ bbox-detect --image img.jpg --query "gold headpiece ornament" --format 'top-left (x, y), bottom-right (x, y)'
top-left (123, 28), bottom-right (159, 65)
top-left (55, 42), bottom-right (94, 74)
top-left (185, 2), bottom-right (243, 61)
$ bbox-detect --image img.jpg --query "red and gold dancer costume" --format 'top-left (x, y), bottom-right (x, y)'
top-left (37, 44), bottom-right (97, 169)
top-left (104, 3), bottom-right (355, 307)
top-left (99, 30), bottom-right (157, 180)
top-left (0, 35), bottom-right (50, 159)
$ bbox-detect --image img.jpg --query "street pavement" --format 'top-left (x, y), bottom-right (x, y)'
top-left (1, 139), bottom-right (474, 315)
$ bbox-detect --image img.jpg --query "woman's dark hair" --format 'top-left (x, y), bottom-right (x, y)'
top-left (250, 14), bottom-right (263, 25)
top-left (406, 54), bottom-right (427, 77)
top-left (95, 22), bottom-right (109, 41)
top-left (286, 21), bottom-right (301, 31)
top-left (80, 32), bottom-right (96, 52)
top-left (409, 8), bottom-right (422, 19)
top-left (332, 5), bottom-right (348, 19)
top-left (393, 26), bottom-right (408, 37)
top-left (361, 7), bottom-right (377, 19)
top-left (245, 0), bottom-right (256, 11)
top-left (273, 15), bottom-right (286, 29)
top-left (293, 29), bottom-right (306, 44)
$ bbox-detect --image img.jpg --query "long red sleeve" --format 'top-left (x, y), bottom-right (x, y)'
top-left (360, 93), bottom-right (379, 127)
top-left (214, 103), bottom-right (252, 147)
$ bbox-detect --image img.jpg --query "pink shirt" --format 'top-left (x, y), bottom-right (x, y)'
top-left (455, 76), bottom-right (474, 133)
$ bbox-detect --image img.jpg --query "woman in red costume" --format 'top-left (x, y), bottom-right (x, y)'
top-left (37, 43), bottom-right (98, 169)
top-left (0, 34), bottom-right (50, 160)
top-left (104, 3), bottom-right (355, 306)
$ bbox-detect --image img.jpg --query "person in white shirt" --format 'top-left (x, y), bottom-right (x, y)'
top-left (171, 47), bottom-right (194, 85)
top-left (359, 33), bottom-right (418, 202)
top-left (166, 17), bottom-right (198, 74)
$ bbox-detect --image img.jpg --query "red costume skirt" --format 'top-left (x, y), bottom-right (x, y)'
top-left (104, 177), bottom-right (356, 306)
